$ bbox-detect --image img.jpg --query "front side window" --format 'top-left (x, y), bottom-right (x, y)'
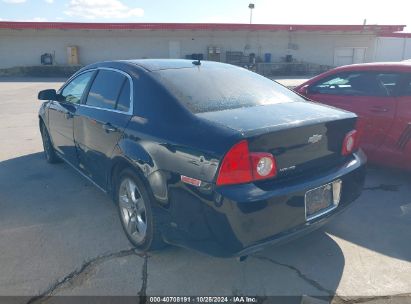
top-left (60, 71), bottom-right (94, 104)
top-left (86, 70), bottom-right (128, 110)
top-left (310, 72), bottom-right (391, 97)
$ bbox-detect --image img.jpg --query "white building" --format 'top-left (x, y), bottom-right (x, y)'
top-left (0, 22), bottom-right (407, 74)
top-left (375, 32), bottom-right (411, 61)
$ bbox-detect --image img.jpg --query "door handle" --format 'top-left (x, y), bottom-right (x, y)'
top-left (65, 112), bottom-right (74, 119)
top-left (102, 123), bottom-right (117, 133)
top-left (370, 106), bottom-right (389, 113)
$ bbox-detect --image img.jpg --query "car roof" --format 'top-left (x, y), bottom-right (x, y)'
top-left (117, 59), bottom-right (232, 72)
top-left (79, 59), bottom-right (242, 79)
top-left (295, 61), bottom-right (411, 88)
top-left (332, 61), bottom-right (411, 72)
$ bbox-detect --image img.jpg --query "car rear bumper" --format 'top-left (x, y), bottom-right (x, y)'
top-left (162, 151), bottom-right (366, 257)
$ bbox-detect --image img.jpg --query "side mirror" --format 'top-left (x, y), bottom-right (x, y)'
top-left (38, 89), bottom-right (57, 101)
top-left (296, 85), bottom-right (309, 96)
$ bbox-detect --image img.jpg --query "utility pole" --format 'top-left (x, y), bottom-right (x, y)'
top-left (249, 3), bottom-right (255, 24)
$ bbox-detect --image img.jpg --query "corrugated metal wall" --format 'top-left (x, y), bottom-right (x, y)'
top-left (375, 37), bottom-right (411, 61)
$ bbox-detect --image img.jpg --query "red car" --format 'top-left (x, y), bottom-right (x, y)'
top-left (295, 62), bottom-right (411, 170)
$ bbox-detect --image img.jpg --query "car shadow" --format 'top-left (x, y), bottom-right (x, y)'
top-left (0, 152), bottom-right (344, 299)
top-left (0, 152), bottom-right (135, 295)
top-left (147, 229), bottom-right (344, 299)
top-left (324, 165), bottom-right (411, 262)
top-left (0, 152), bottom-right (114, 227)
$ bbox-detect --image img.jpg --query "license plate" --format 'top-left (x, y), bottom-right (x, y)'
top-left (305, 180), bottom-right (342, 221)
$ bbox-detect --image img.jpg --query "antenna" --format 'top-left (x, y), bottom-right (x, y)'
top-left (192, 54), bottom-right (201, 65)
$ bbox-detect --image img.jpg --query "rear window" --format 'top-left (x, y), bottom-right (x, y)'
top-left (153, 65), bottom-right (301, 113)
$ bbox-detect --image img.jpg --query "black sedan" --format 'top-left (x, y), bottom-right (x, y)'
top-left (38, 60), bottom-right (366, 257)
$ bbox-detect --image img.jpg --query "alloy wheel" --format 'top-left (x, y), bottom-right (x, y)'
top-left (118, 177), bottom-right (147, 244)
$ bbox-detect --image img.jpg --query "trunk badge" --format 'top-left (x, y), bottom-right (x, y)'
top-left (181, 175), bottom-right (202, 187)
top-left (279, 165), bottom-right (296, 173)
top-left (308, 134), bottom-right (323, 144)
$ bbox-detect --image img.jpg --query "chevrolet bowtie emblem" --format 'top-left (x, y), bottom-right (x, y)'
top-left (308, 134), bottom-right (323, 144)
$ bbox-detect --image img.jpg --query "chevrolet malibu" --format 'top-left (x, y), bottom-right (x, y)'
top-left (38, 60), bottom-right (366, 257)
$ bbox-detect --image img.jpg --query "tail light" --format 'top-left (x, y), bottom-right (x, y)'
top-left (342, 130), bottom-right (359, 156)
top-left (216, 140), bottom-right (277, 186)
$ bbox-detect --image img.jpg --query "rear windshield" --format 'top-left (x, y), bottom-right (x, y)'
top-left (153, 65), bottom-right (302, 113)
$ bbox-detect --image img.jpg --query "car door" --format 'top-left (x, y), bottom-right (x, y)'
top-left (375, 72), bottom-right (411, 168)
top-left (74, 68), bottom-right (133, 188)
top-left (305, 71), bottom-right (399, 156)
top-left (48, 71), bottom-right (95, 166)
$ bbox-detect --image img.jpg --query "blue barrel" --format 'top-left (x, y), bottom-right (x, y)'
top-left (264, 53), bottom-right (271, 63)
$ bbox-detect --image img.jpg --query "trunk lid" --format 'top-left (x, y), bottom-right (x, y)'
top-left (197, 101), bottom-right (357, 181)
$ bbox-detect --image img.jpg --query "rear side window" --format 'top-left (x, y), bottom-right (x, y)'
top-left (310, 72), bottom-right (392, 97)
top-left (153, 65), bottom-right (301, 113)
top-left (86, 70), bottom-right (126, 110)
top-left (376, 73), bottom-right (401, 96)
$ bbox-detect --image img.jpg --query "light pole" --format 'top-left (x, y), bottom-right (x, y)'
top-left (249, 3), bottom-right (255, 24)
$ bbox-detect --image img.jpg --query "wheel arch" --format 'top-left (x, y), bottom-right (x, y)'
top-left (108, 143), bottom-right (169, 206)
top-left (38, 114), bottom-right (53, 145)
top-left (38, 101), bottom-right (49, 131)
top-left (108, 155), bottom-right (145, 200)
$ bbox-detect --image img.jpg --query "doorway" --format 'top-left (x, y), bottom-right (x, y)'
top-left (169, 41), bottom-right (181, 59)
top-left (334, 47), bottom-right (366, 66)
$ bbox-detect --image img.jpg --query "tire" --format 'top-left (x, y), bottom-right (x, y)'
top-left (116, 168), bottom-right (165, 252)
top-left (40, 122), bottom-right (60, 164)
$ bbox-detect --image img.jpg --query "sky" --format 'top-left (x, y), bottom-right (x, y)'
top-left (0, 0), bottom-right (410, 32)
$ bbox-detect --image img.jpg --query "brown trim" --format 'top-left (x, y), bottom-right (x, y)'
top-left (0, 21), bottom-right (406, 33)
